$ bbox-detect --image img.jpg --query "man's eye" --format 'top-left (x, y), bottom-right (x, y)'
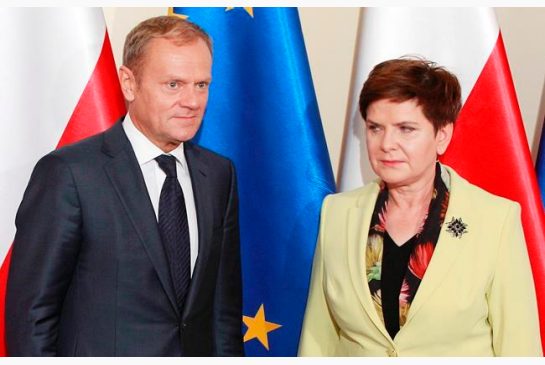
top-left (400, 126), bottom-right (415, 133)
top-left (167, 81), bottom-right (179, 89)
top-left (196, 82), bottom-right (209, 90)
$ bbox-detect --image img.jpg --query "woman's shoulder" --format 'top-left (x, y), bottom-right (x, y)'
top-left (445, 164), bottom-right (520, 212)
top-left (322, 181), bottom-right (381, 209)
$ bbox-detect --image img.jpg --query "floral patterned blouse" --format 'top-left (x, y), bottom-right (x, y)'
top-left (366, 163), bottom-right (450, 338)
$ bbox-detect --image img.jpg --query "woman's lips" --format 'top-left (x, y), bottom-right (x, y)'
top-left (380, 160), bottom-right (403, 167)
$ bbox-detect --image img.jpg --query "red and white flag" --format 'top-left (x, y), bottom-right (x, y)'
top-left (0, 8), bottom-right (125, 355)
top-left (338, 7), bottom-right (545, 349)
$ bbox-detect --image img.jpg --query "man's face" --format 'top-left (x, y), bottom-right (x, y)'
top-left (121, 37), bottom-right (212, 152)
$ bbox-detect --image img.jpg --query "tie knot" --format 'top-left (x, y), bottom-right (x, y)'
top-left (156, 154), bottom-right (177, 177)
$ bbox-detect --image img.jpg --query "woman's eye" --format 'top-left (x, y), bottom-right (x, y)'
top-left (367, 124), bottom-right (380, 133)
top-left (400, 126), bottom-right (415, 133)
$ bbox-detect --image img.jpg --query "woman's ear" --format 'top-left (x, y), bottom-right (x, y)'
top-left (436, 122), bottom-right (454, 156)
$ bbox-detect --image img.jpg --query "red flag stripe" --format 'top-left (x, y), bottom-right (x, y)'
top-left (441, 33), bottom-right (545, 348)
top-left (0, 30), bottom-right (125, 356)
top-left (0, 247), bottom-right (11, 356)
top-left (57, 32), bottom-right (125, 148)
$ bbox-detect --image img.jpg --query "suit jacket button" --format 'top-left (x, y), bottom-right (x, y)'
top-left (182, 322), bottom-right (187, 328)
top-left (388, 349), bottom-right (398, 357)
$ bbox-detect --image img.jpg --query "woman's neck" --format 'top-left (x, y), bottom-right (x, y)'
top-left (384, 173), bottom-right (436, 246)
top-left (387, 174), bottom-right (435, 211)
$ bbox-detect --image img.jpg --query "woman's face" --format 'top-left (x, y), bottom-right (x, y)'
top-left (365, 98), bottom-right (453, 190)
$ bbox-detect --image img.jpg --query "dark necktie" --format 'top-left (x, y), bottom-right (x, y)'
top-left (156, 154), bottom-right (191, 312)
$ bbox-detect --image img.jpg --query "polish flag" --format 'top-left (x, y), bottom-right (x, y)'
top-left (0, 8), bottom-right (126, 355)
top-left (338, 8), bottom-right (545, 349)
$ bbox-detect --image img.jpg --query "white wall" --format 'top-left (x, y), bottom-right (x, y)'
top-left (495, 8), bottom-right (545, 160)
top-left (103, 7), bottom-right (545, 179)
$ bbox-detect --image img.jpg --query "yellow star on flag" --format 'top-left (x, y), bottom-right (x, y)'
top-left (167, 8), bottom-right (188, 19)
top-left (225, 7), bottom-right (254, 18)
top-left (242, 304), bottom-right (282, 350)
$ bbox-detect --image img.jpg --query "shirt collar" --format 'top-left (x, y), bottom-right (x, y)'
top-left (122, 114), bottom-right (185, 166)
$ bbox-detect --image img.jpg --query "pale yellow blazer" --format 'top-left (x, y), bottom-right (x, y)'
top-left (298, 165), bottom-right (541, 356)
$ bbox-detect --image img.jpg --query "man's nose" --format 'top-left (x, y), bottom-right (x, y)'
top-left (178, 86), bottom-right (199, 109)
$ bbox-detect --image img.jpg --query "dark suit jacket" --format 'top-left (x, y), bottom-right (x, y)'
top-left (6, 121), bottom-right (244, 356)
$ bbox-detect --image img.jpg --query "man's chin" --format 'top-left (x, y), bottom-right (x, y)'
top-left (174, 132), bottom-right (199, 144)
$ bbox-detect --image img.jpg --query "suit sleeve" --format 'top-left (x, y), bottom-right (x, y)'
top-left (6, 154), bottom-right (82, 356)
top-left (212, 160), bottom-right (244, 356)
top-left (298, 196), bottom-right (340, 356)
top-left (487, 202), bottom-right (542, 356)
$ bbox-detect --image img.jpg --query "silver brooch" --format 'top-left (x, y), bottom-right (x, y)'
top-left (446, 217), bottom-right (468, 238)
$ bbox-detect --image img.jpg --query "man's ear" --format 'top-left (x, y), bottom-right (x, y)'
top-left (436, 122), bottom-right (454, 156)
top-left (118, 65), bottom-right (136, 102)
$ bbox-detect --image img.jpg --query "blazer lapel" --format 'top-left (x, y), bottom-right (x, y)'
top-left (102, 122), bottom-right (180, 317)
top-left (346, 183), bottom-right (392, 341)
top-left (404, 170), bottom-right (471, 325)
top-left (181, 142), bottom-right (215, 320)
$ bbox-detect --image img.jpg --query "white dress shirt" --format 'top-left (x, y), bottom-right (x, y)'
top-left (123, 115), bottom-right (199, 275)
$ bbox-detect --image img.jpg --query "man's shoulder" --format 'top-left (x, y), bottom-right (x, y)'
top-left (52, 132), bottom-right (103, 157)
top-left (48, 122), bottom-right (124, 162)
top-left (185, 142), bottom-right (234, 168)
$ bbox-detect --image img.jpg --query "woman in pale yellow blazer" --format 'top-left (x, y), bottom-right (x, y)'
top-left (298, 57), bottom-right (542, 356)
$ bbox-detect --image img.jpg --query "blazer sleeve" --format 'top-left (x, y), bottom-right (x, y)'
top-left (6, 154), bottom-right (82, 356)
top-left (298, 196), bottom-right (340, 356)
top-left (212, 160), bottom-right (244, 356)
top-left (487, 202), bottom-right (542, 356)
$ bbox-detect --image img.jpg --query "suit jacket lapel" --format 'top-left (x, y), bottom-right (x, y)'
top-left (404, 169), bottom-right (471, 325)
top-left (182, 142), bottom-right (214, 319)
top-left (347, 183), bottom-right (393, 342)
top-left (101, 122), bottom-right (180, 317)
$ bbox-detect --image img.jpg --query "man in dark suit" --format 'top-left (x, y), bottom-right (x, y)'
top-left (5, 16), bottom-right (243, 356)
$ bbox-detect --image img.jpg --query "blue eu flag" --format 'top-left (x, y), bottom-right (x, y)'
top-left (171, 7), bottom-right (336, 356)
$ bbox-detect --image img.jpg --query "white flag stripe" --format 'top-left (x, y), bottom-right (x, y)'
top-left (339, 8), bottom-right (499, 191)
top-left (0, 8), bottom-right (106, 260)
